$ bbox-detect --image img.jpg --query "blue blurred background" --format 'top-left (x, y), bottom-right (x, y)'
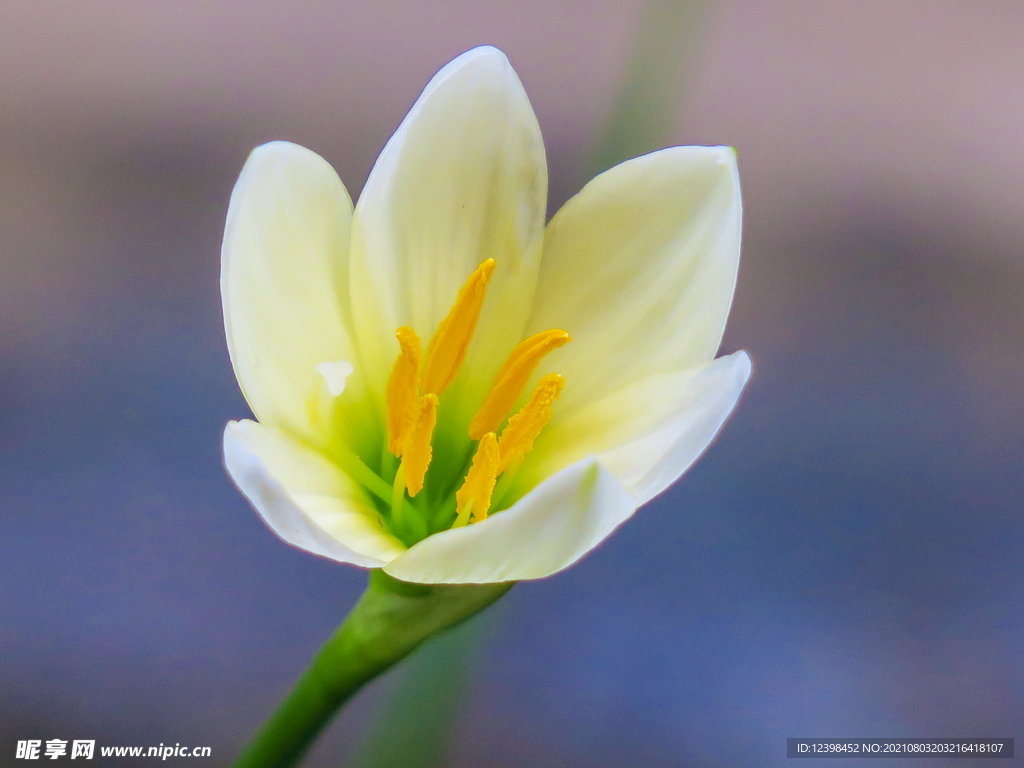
top-left (1, 1), bottom-right (1022, 765)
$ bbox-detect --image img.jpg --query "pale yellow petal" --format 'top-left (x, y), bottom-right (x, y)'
top-left (349, 46), bottom-right (548, 415)
top-left (221, 141), bottom-right (359, 445)
top-left (384, 457), bottom-right (636, 584)
top-left (527, 146), bottom-right (741, 415)
top-left (523, 351), bottom-right (751, 503)
top-left (223, 420), bottom-right (405, 566)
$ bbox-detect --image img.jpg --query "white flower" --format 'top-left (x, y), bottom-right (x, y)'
top-left (221, 46), bottom-right (750, 584)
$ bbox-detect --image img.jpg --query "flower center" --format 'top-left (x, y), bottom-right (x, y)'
top-left (383, 259), bottom-right (569, 538)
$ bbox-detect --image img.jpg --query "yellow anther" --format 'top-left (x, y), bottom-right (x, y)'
top-left (385, 326), bottom-right (422, 456)
top-left (400, 394), bottom-right (438, 497)
top-left (454, 432), bottom-right (500, 526)
top-left (468, 329), bottom-right (571, 439)
top-left (497, 373), bottom-right (565, 473)
top-left (421, 259), bottom-right (496, 396)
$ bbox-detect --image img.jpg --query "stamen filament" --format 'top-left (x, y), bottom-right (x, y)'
top-left (421, 259), bottom-right (496, 396)
top-left (451, 500), bottom-right (474, 529)
top-left (454, 432), bottom-right (500, 526)
top-left (497, 373), bottom-right (565, 473)
top-left (400, 394), bottom-right (438, 496)
top-left (385, 326), bottom-right (422, 456)
top-left (390, 467), bottom-right (406, 527)
top-left (468, 329), bottom-right (570, 439)
top-left (332, 443), bottom-right (418, 521)
top-left (490, 454), bottom-right (523, 511)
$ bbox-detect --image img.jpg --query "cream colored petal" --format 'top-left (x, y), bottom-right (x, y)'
top-left (527, 146), bottom-right (741, 414)
top-left (384, 457), bottom-right (636, 584)
top-left (222, 141), bottom-right (358, 444)
top-left (523, 351), bottom-right (751, 505)
top-left (596, 351), bottom-right (750, 503)
top-left (223, 420), bottom-right (406, 567)
top-left (349, 46), bottom-right (548, 412)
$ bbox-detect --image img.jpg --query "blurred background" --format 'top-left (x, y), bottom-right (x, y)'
top-left (1, 1), bottom-right (1022, 766)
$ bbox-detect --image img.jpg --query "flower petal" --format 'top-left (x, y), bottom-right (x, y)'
top-left (222, 141), bottom-right (358, 444)
top-left (349, 46), bottom-right (548, 411)
top-left (384, 457), bottom-right (636, 584)
top-left (524, 352), bottom-right (751, 505)
top-left (223, 420), bottom-right (406, 567)
top-left (527, 146), bottom-right (741, 414)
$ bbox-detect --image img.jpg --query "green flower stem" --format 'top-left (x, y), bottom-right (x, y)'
top-left (234, 571), bottom-right (514, 768)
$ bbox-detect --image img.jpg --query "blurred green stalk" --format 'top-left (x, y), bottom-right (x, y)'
top-left (590, 0), bottom-right (712, 176)
top-left (348, 613), bottom-right (489, 768)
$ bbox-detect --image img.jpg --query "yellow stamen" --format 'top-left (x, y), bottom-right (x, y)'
top-left (454, 432), bottom-right (500, 526)
top-left (497, 373), bottom-right (565, 473)
top-left (421, 259), bottom-right (496, 396)
top-left (468, 329), bottom-right (571, 439)
top-left (385, 326), bottom-right (422, 456)
top-left (400, 394), bottom-right (438, 496)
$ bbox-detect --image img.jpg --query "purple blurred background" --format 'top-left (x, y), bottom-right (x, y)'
top-left (1, 2), bottom-right (1022, 765)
